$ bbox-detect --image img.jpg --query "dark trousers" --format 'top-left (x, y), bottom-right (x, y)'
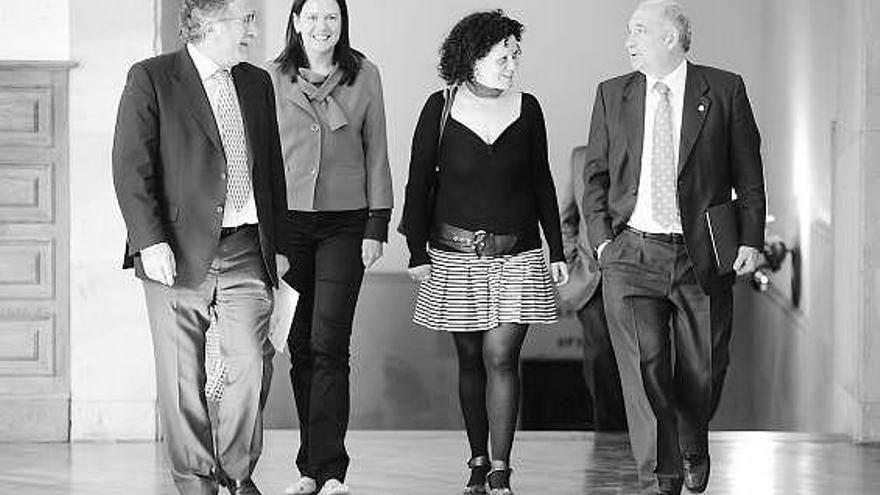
top-left (280, 210), bottom-right (367, 485)
top-left (576, 288), bottom-right (628, 432)
top-left (601, 228), bottom-right (733, 494)
top-left (142, 226), bottom-right (274, 495)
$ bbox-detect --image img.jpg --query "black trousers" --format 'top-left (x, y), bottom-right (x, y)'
top-left (601, 228), bottom-right (733, 494)
top-left (280, 209), bottom-right (367, 485)
top-left (576, 287), bottom-right (628, 432)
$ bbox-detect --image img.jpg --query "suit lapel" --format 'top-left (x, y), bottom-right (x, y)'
top-left (172, 49), bottom-right (224, 153)
top-left (622, 72), bottom-right (646, 181)
top-left (678, 63), bottom-right (710, 173)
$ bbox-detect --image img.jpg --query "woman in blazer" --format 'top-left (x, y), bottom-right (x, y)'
top-left (268, 1), bottom-right (392, 494)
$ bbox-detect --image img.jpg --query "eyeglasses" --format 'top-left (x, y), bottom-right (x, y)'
top-left (214, 10), bottom-right (257, 26)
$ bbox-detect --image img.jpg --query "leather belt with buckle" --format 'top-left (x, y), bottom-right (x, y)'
top-left (432, 223), bottom-right (519, 257)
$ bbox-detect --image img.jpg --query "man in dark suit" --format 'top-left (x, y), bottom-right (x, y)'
top-left (558, 146), bottom-right (627, 432)
top-left (112, 1), bottom-right (288, 494)
top-left (583, 1), bottom-right (766, 494)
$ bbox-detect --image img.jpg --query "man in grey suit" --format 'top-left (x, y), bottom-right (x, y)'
top-left (112, 1), bottom-right (288, 493)
top-left (558, 145), bottom-right (627, 432)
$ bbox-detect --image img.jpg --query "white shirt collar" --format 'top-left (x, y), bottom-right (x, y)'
top-left (644, 58), bottom-right (688, 97)
top-left (187, 43), bottom-right (224, 81)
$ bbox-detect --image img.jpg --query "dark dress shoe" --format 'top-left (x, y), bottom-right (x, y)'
top-left (228, 479), bottom-right (261, 495)
top-left (657, 475), bottom-right (683, 494)
top-left (682, 454), bottom-right (710, 493)
top-left (211, 467), bottom-right (232, 489)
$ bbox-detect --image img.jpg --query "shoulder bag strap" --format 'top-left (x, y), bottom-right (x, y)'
top-left (435, 85), bottom-right (458, 172)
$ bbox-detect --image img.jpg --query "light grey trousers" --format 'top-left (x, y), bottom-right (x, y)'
top-left (142, 227), bottom-right (274, 495)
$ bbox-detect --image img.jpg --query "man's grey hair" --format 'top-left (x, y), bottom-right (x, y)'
top-left (179, 0), bottom-right (233, 44)
top-left (642, 0), bottom-right (693, 53)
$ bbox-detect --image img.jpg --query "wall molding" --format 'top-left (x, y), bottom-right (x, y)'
top-left (856, 401), bottom-right (880, 443)
top-left (71, 399), bottom-right (157, 441)
top-left (0, 396), bottom-right (68, 441)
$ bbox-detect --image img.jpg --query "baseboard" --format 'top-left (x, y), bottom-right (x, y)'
top-left (829, 382), bottom-right (859, 435)
top-left (856, 400), bottom-right (880, 444)
top-left (0, 396), bottom-right (69, 442)
top-left (71, 399), bottom-right (157, 441)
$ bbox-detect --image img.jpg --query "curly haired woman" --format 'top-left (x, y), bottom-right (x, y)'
top-left (400, 10), bottom-right (568, 495)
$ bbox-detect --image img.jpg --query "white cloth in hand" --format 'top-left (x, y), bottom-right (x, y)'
top-left (268, 279), bottom-right (299, 353)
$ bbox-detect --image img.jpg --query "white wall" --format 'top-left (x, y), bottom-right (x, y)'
top-left (0, 0), bottom-right (160, 441)
top-left (67, 0), bottom-right (160, 440)
top-left (731, 0), bottom-right (880, 441)
top-left (851, 0), bottom-right (880, 441)
top-left (0, 0), bottom-right (70, 60)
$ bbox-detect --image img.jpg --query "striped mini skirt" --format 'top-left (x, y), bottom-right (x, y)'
top-left (413, 247), bottom-right (558, 332)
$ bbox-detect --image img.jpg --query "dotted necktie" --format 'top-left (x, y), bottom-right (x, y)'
top-left (651, 81), bottom-right (678, 229)
top-left (214, 69), bottom-right (251, 211)
top-left (204, 321), bottom-right (226, 403)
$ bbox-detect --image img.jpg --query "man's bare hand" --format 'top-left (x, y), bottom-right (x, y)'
top-left (733, 245), bottom-right (761, 275)
top-left (141, 242), bottom-right (176, 286)
top-left (276, 253), bottom-right (291, 279)
top-left (551, 261), bottom-right (570, 286)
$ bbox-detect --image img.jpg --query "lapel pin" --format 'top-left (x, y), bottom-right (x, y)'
top-left (697, 98), bottom-right (710, 113)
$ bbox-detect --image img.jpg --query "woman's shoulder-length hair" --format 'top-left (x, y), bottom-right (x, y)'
top-left (273, 0), bottom-right (363, 86)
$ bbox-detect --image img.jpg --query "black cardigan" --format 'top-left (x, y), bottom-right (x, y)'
top-left (402, 90), bottom-right (564, 267)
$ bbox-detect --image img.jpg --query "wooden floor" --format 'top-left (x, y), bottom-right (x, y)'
top-left (2, 430), bottom-right (879, 494)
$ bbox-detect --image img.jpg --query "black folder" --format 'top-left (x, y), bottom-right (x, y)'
top-left (705, 201), bottom-right (740, 274)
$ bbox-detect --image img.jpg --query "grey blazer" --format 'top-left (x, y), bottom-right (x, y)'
top-left (268, 58), bottom-right (393, 212)
top-left (558, 145), bottom-right (602, 312)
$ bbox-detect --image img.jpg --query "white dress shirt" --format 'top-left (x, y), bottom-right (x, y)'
top-left (628, 59), bottom-right (687, 234)
top-left (187, 44), bottom-right (259, 228)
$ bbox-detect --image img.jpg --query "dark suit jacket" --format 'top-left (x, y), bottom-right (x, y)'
top-left (558, 145), bottom-right (602, 312)
top-left (583, 62), bottom-right (766, 295)
top-left (112, 49), bottom-right (287, 288)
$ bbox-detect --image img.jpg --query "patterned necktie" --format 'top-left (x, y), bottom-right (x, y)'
top-left (213, 69), bottom-right (251, 211)
top-left (651, 81), bottom-right (678, 229)
top-left (204, 321), bottom-right (226, 403)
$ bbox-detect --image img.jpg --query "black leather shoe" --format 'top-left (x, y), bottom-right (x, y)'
top-left (682, 454), bottom-right (710, 493)
top-left (211, 467), bottom-right (232, 489)
top-left (228, 479), bottom-right (262, 495)
top-left (657, 476), bottom-right (683, 494)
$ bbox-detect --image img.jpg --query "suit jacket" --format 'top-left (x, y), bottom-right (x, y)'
top-left (112, 49), bottom-right (287, 288)
top-left (558, 145), bottom-right (601, 312)
top-left (583, 62), bottom-right (766, 295)
top-left (266, 59), bottom-right (393, 213)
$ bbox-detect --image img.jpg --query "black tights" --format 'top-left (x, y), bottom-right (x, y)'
top-left (452, 323), bottom-right (529, 464)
